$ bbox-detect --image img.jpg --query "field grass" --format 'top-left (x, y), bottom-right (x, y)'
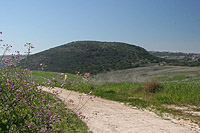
top-left (31, 67), bottom-right (200, 126)
top-left (94, 66), bottom-right (200, 83)
top-left (32, 70), bottom-right (82, 84)
top-left (39, 93), bottom-right (90, 133)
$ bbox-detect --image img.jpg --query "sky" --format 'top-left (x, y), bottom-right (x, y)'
top-left (0, 0), bottom-right (200, 54)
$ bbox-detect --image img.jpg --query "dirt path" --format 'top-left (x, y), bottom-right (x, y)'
top-left (42, 87), bottom-right (200, 133)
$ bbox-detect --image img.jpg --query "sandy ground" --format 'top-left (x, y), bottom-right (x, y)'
top-left (42, 87), bottom-right (200, 133)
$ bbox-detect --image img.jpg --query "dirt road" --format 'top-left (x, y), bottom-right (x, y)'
top-left (42, 87), bottom-right (199, 133)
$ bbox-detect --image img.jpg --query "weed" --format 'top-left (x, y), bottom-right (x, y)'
top-left (0, 33), bottom-right (90, 132)
top-left (145, 80), bottom-right (162, 93)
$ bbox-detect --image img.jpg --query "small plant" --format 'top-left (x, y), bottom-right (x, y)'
top-left (0, 32), bottom-right (92, 132)
top-left (145, 80), bottom-right (162, 93)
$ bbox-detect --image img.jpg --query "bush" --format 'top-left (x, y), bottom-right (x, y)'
top-left (0, 54), bottom-right (65, 132)
top-left (145, 80), bottom-right (162, 93)
top-left (0, 33), bottom-right (92, 132)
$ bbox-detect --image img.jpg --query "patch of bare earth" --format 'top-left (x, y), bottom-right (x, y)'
top-left (42, 87), bottom-right (200, 133)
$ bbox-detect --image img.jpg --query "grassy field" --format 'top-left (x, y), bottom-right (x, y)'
top-left (94, 65), bottom-right (200, 83)
top-left (31, 66), bottom-right (200, 127)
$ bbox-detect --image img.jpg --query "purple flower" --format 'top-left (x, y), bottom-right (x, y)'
top-left (88, 90), bottom-right (93, 95)
top-left (42, 98), bottom-right (46, 102)
top-left (58, 73), bottom-right (64, 76)
top-left (68, 99), bottom-right (74, 103)
top-left (60, 83), bottom-right (64, 87)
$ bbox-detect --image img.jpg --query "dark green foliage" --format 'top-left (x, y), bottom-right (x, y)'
top-left (20, 41), bottom-right (161, 74)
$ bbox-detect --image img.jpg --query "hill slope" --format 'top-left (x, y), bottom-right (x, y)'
top-left (21, 41), bottom-right (161, 74)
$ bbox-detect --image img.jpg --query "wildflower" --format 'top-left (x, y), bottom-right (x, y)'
top-left (42, 98), bottom-right (46, 102)
top-left (60, 83), bottom-right (64, 87)
top-left (88, 90), bottom-right (93, 95)
top-left (83, 72), bottom-right (91, 80)
top-left (58, 73), bottom-right (64, 76)
top-left (0, 31), bottom-right (2, 34)
top-left (68, 99), bottom-right (74, 103)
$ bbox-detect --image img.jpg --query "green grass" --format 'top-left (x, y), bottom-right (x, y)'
top-left (32, 70), bottom-right (200, 106)
top-left (31, 70), bottom-right (200, 126)
top-left (153, 71), bottom-right (200, 82)
top-left (32, 70), bottom-right (83, 85)
top-left (155, 82), bottom-right (200, 105)
top-left (41, 93), bottom-right (90, 132)
top-left (62, 81), bottom-right (200, 106)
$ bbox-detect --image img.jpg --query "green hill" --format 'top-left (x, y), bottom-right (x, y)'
top-left (20, 41), bottom-right (161, 74)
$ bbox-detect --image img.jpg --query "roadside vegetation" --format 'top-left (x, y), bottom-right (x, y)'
top-left (0, 67), bottom-right (89, 132)
top-left (31, 67), bottom-right (200, 127)
top-left (0, 34), bottom-right (90, 132)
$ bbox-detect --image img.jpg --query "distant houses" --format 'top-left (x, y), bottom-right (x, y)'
top-left (149, 51), bottom-right (200, 62)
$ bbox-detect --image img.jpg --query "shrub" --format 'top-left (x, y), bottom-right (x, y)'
top-left (145, 80), bottom-right (162, 93)
top-left (0, 33), bottom-right (93, 132)
top-left (0, 55), bottom-right (66, 132)
top-left (0, 40), bottom-right (65, 132)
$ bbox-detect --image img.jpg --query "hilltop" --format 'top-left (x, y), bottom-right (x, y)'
top-left (20, 41), bottom-right (161, 74)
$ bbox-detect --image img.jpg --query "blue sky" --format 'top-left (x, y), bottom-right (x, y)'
top-left (0, 0), bottom-right (200, 54)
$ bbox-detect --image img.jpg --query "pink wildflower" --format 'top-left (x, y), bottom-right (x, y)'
top-left (60, 83), bottom-right (64, 87)
top-left (88, 90), bottom-right (93, 95)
